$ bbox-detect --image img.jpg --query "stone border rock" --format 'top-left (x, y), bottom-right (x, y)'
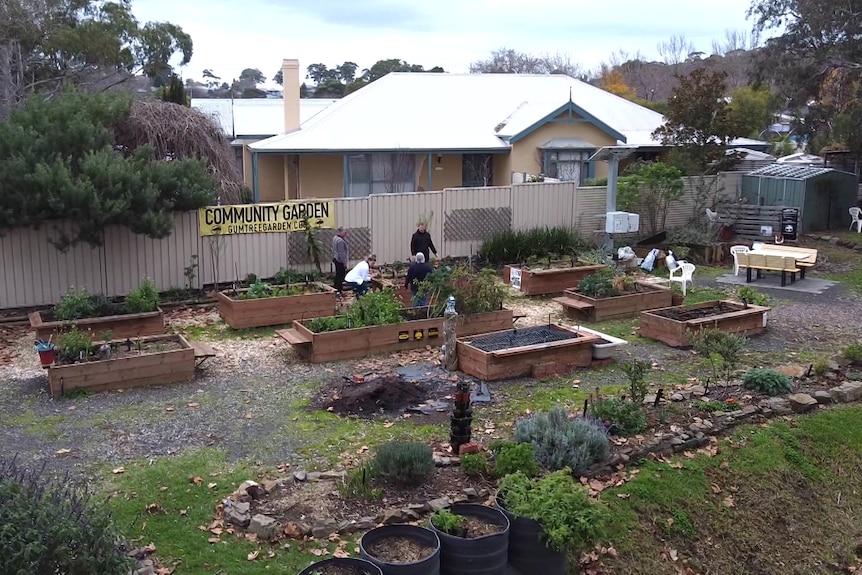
top-left (805, 233), bottom-right (862, 252)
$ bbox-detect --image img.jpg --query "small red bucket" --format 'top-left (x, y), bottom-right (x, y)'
top-left (38, 348), bottom-right (55, 366)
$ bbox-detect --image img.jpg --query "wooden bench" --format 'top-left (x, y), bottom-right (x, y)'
top-left (754, 244), bottom-right (817, 278)
top-left (189, 340), bottom-right (216, 368)
top-left (275, 328), bottom-right (311, 346)
top-left (511, 310), bottom-right (527, 325)
top-left (737, 253), bottom-right (800, 286)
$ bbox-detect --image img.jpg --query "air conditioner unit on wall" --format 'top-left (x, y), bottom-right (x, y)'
top-left (605, 211), bottom-right (640, 234)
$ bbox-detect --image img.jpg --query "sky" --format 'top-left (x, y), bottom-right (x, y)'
top-left (131, 0), bottom-right (768, 90)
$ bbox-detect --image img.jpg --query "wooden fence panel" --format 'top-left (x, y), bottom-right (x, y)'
top-left (511, 182), bottom-right (576, 229)
top-left (370, 191), bottom-right (443, 264)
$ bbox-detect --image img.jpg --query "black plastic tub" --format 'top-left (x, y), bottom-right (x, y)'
top-left (494, 496), bottom-right (567, 575)
top-left (428, 503), bottom-right (510, 575)
top-left (359, 524), bottom-right (441, 575)
top-left (298, 557), bottom-right (384, 575)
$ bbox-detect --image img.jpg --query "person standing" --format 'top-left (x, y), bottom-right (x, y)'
top-left (344, 254), bottom-right (377, 297)
top-left (410, 222), bottom-right (439, 263)
top-left (332, 226), bottom-right (349, 293)
top-left (405, 252), bottom-right (433, 306)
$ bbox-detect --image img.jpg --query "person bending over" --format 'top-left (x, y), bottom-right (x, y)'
top-left (344, 254), bottom-right (377, 297)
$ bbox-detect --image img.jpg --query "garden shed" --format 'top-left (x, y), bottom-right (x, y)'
top-left (740, 165), bottom-right (859, 232)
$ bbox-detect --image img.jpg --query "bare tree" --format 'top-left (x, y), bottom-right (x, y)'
top-left (657, 35), bottom-right (696, 65)
top-left (379, 151), bottom-right (417, 194)
top-left (470, 48), bottom-right (582, 76)
top-left (541, 52), bottom-right (582, 77)
top-left (711, 29), bottom-right (762, 56)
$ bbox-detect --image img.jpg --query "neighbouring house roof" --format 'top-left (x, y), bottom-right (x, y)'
top-left (252, 73), bottom-right (764, 154)
top-left (747, 164), bottom-right (834, 180)
top-left (776, 152), bottom-right (825, 166)
top-left (728, 148), bottom-right (776, 160)
top-left (191, 98), bottom-right (337, 138)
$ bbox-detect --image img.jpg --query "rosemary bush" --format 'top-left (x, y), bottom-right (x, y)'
top-left (514, 407), bottom-right (610, 475)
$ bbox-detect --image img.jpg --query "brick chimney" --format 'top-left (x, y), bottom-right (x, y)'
top-left (282, 58), bottom-right (300, 132)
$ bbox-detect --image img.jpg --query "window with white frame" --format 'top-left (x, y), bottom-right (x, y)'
top-left (542, 150), bottom-right (591, 184)
top-left (346, 153), bottom-right (416, 197)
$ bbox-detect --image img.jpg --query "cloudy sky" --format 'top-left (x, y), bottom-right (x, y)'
top-left (132, 0), bottom-right (767, 88)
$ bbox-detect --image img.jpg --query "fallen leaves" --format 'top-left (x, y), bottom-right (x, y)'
top-left (189, 476), bottom-right (203, 485)
top-left (55, 448), bottom-right (71, 455)
top-left (112, 466), bottom-right (125, 474)
top-left (247, 550), bottom-right (259, 561)
top-left (187, 402), bottom-right (200, 408)
top-left (207, 482), bottom-right (218, 489)
top-left (722, 496), bottom-right (735, 508)
top-left (710, 483), bottom-right (723, 494)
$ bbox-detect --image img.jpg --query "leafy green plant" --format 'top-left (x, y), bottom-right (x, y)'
top-left (337, 463), bottom-right (382, 501)
top-left (692, 329), bottom-right (746, 390)
top-left (812, 356), bottom-right (831, 378)
top-left (736, 285), bottom-right (769, 308)
top-left (617, 160), bottom-right (684, 237)
top-left (497, 469), bottom-right (607, 553)
top-left (514, 407), bottom-right (611, 476)
top-left (430, 509), bottom-right (465, 536)
top-left (459, 452), bottom-right (490, 477)
top-left (56, 327), bottom-right (93, 364)
top-left (372, 441), bottom-right (434, 486)
top-left (184, 254), bottom-right (199, 290)
top-left (306, 289), bottom-right (405, 333)
top-left (242, 279), bottom-right (274, 299)
top-left (453, 268), bottom-right (506, 315)
top-left (124, 278), bottom-right (159, 314)
top-left (55, 288), bottom-right (96, 321)
top-left (0, 455), bottom-right (134, 575)
top-left (589, 397), bottom-right (647, 435)
top-left (302, 217), bottom-right (323, 273)
top-left (491, 441), bottom-right (540, 478)
top-left (576, 269), bottom-right (618, 299)
top-left (622, 359), bottom-right (651, 403)
top-left (478, 226), bottom-right (588, 266)
top-left (743, 368), bottom-right (793, 396)
top-left (694, 399), bottom-right (742, 412)
top-left (843, 342), bottom-right (862, 364)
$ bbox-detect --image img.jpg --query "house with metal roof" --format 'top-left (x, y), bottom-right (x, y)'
top-left (245, 59), bottom-right (768, 202)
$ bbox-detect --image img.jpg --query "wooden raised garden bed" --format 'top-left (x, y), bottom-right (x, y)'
top-left (639, 300), bottom-right (770, 348)
top-left (503, 261), bottom-right (607, 296)
top-left (553, 281), bottom-right (673, 322)
top-left (46, 334), bottom-right (197, 397)
top-left (457, 325), bottom-right (601, 381)
top-left (277, 308), bottom-right (516, 363)
top-left (30, 308), bottom-right (166, 342)
top-left (217, 282), bottom-right (338, 329)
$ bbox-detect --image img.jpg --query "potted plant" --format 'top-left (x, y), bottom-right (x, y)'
top-left (494, 469), bottom-right (607, 575)
top-left (35, 338), bottom-right (56, 366)
top-left (359, 524), bottom-right (441, 575)
top-left (428, 504), bottom-right (509, 575)
top-left (298, 557), bottom-right (383, 575)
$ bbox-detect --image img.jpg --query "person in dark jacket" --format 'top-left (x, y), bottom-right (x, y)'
top-left (410, 222), bottom-right (439, 263)
top-left (331, 226), bottom-right (349, 293)
top-left (405, 252), bottom-right (433, 306)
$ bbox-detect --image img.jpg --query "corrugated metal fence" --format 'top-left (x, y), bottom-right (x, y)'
top-left (0, 176), bottom-right (728, 308)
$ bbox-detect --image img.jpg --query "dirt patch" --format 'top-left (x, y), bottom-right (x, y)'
top-left (311, 563), bottom-right (374, 575)
top-left (314, 373), bottom-right (433, 417)
top-left (458, 515), bottom-right (504, 538)
top-left (56, 338), bottom-right (184, 366)
top-left (365, 535), bottom-right (435, 563)
top-left (650, 301), bottom-right (743, 321)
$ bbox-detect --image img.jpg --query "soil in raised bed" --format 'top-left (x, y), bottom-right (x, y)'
top-left (365, 535), bottom-right (436, 563)
top-left (650, 302), bottom-right (743, 322)
top-left (310, 564), bottom-right (373, 575)
top-left (56, 339), bottom-right (184, 366)
top-left (447, 515), bottom-right (505, 539)
top-left (466, 325), bottom-right (580, 353)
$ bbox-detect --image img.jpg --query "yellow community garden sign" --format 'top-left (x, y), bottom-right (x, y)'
top-left (198, 200), bottom-right (336, 236)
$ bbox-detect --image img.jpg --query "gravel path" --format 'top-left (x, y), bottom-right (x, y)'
top-left (1, 261), bottom-right (860, 479)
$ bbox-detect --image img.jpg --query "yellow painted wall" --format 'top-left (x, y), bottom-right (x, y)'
top-left (418, 154), bottom-right (463, 190)
top-left (510, 117), bottom-right (616, 177)
top-left (242, 146), bottom-right (253, 188)
top-left (258, 155), bottom-right (286, 203)
top-left (491, 154), bottom-right (512, 186)
top-left (299, 155), bottom-right (344, 198)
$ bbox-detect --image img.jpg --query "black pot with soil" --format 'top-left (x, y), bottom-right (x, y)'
top-left (494, 495), bottom-right (567, 575)
top-left (298, 557), bottom-right (384, 575)
top-left (359, 524), bottom-right (441, 575)
top-left (428, 503), bottom-right (510, 575)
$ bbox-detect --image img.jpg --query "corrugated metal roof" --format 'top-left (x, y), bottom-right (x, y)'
top-left (747, 164), bottom-right (834, 179)
top-left (249, 73), bottom-right (696, 152)
top-left (191, 98), bottom-right (337, 138)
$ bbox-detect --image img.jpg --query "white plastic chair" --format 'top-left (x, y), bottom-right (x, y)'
top-left (706, 208), bottom-right (719, 224)
top-left (669, 262), bottom-right (696, 296)
top-left (730, 245), bottom-right (749, 276)
top-left (850, 207), bottom-right (862, 233)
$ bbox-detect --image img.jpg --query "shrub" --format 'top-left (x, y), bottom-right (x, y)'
top-left (621, 359), bottom-right (650, 403)
top-left (124, 278), bottom-right (159, 314)
top-left (452, 268), bottom-right (506, 315)
top-left (736, 285), bottom-right (769, 307)
top-left (55, 288), bottom-right (96, 321)
top-left (478, 226), bottom-right (588, 266)
top-left (844, 343), bottom-right (862, 364)
top-left (492, 441), bottom-right (540, 478)
top-left (373, 441), bottom-right (434, 486)
top-left (514, 407), bottom-right (611, 476)
top-left (743, 368), bottom-right (793, 396)
top-left (430, 508), bottom-right (465, 536)
top-left (589, 397), bottom-right (647, 436)
top-left (692, 329), bottom-right (746, 387)
top-left (307, 289), bottom-right (404, 333)
top-left (459, 452), bottom-right (490, 477)
top-left (56, 327), bottom-right (93, 364)
top-left (576, 269), bottom-right (618, 299)
top-left (812, 356), bottom-right (831, 378)
top-left (0, 455), bottom-right (134, 574)
top-left (497, 469), bottom-right (607, 553)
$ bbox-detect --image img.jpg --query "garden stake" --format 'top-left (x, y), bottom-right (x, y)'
top-left (653, 389), bottom-right (664, 407)
top-left (806, 364), bottom-right (813, 377)
top-left (582, 398), bottom-right (588, 417)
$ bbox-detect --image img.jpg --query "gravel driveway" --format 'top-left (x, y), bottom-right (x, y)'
top-left (1, 267), bottom-right (859, 479)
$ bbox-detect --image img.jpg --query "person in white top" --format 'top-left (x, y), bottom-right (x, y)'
top-left (344, 254), bottom-right (377, 297)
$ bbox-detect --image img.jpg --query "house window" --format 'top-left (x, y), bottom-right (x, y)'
top-left (462, 154), bottom-right (493, 187)
top-left (346, 153), bottom-right (416, 197)
top-left (542, 150), bottom-right (592, 184)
